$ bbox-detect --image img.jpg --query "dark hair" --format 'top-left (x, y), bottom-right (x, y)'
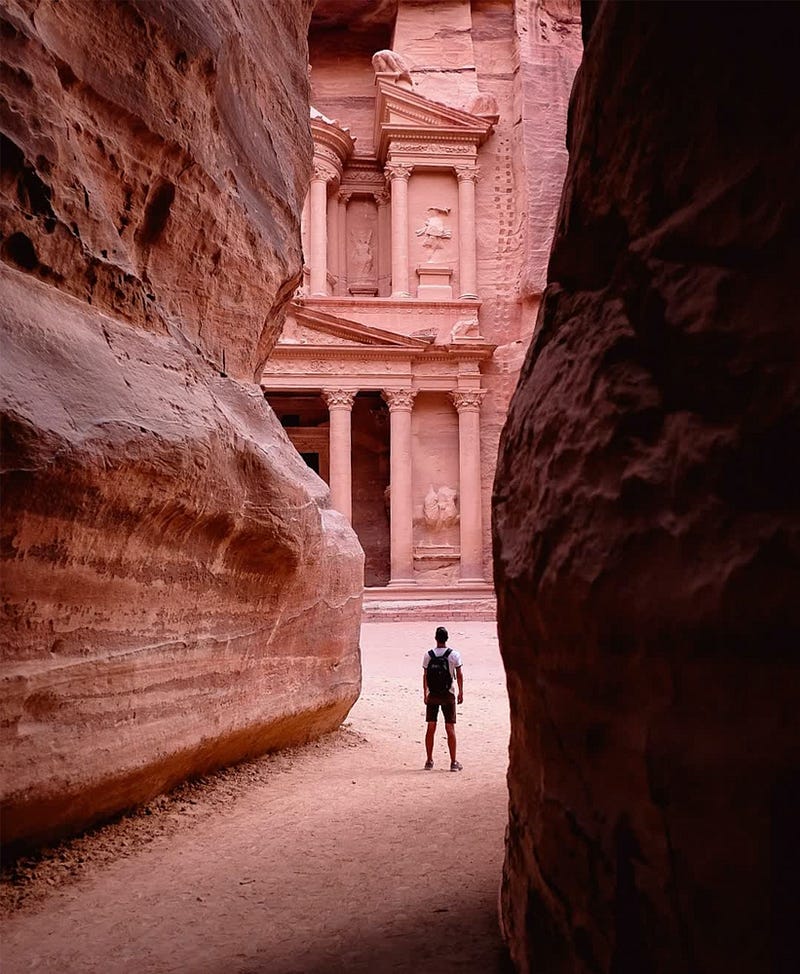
top-left (435, 626), bottom-right (448, 643)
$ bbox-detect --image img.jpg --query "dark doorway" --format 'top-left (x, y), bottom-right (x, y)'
top-left (351, 392), bottom-right (390, 586)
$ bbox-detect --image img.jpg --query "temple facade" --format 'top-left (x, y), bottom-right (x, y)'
top-left (262, 1), bottom-right (582, 604)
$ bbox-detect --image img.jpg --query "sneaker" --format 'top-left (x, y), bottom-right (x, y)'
top-left (450, 761), bottom-right (463, 772)
top-left (424, 759), bottom-right (434, 770)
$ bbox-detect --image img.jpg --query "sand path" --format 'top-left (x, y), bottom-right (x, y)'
top-left (2, 622), bottom-right (511, 973)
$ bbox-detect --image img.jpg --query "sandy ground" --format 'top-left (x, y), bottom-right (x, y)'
top-left (1, 622), bottom-right (511, 973)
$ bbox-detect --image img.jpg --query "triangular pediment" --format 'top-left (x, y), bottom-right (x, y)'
top-left (278, 303), bottom-right (433, 350)
top-left (374, 81), bottom-right (493, 159)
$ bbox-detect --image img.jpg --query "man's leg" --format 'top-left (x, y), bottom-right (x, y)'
top-left (425, 721), bottom-right (437, 764)
top-left (445, 722), bottom-right (457, 763)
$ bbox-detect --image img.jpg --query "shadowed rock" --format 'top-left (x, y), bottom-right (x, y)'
top-left (494, 1), bottom-right (800, 971)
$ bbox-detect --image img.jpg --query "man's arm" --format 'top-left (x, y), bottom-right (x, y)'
top-left (423, 667), bottom-right (429, 703)
top-left (456, 665), bottom-right (463, 705)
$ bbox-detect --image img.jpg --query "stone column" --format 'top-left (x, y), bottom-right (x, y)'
top-left (327, 193), bottom-right (339, 295)
top-left (451, 389), bottom-right (487, 582)
top-left (385, 164), bottom-right (412, 298)
top-left (309, 165), bottom-right (331, 297)
top-left (336, 191), bottom-right (350, 296)
top-left (382, 388), bottom-right (418, 584)
top-left (375, 188), bottom-right (391, 297)
top-left (456, 166), bottom-right (479, 300)
top-left (323, 389), bottom-right (356, 522)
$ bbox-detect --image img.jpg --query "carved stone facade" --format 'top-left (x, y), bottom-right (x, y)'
top-left (264, 0), bottom-right (582, 602)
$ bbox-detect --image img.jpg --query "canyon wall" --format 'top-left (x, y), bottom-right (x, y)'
top-left (1, 0), bottom-right (364, 851)
top-left (494, 2), bottom-right (800, 971)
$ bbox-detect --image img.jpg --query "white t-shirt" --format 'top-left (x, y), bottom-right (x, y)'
top-left (422, 646), bottom-right (463, 695)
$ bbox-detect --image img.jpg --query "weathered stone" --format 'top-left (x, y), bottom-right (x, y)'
top-left (1, 0), bottom-right (363, 852)
top-left (494, 1), bottom-right (800, 971)
top-left (0, 0), bottom-right (312, 381)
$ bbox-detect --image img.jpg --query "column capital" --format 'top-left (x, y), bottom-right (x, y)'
top-left (374, 189), bottom-right (391, 207)
top-left (313, 163), bottom-right (337, 183)
top-left (385, 163), bottom-right (413, 183)
top-left (323, 388), bottom-right (357, 410)
top-left (337, 190), bottom-right (352, 205)
top-left (451, 389), bottom-right (486, 412)
top-left (455, 165), bottom-right (480, 183)
top-left (382, 388), bottom-right (417, 412)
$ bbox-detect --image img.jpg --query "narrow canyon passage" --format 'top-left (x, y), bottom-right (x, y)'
top-left (2, 622), bottom-right (510, 974)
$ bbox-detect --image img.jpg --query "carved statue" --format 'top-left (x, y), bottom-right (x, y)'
top-left (437, 486), bottom-right (459, 528)
top-left (450, 316), bottom-right (481, 341)
top-left (415, 207), bottom-right (452, 261)
top-left (372, 49), bottom-right (414, 87)
top-left (350, 228), bottom-right (374, 279)
top-left (423, 485), bottom-right (459, 530)
top-left (423, 486), bottom-right (440, 528)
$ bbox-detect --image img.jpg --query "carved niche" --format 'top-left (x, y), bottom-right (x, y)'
top-left (346, 197), bottom-right (379, 296)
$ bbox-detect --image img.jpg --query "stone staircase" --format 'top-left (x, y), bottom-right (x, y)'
top-left (362, 584), bottom-right (497, 622)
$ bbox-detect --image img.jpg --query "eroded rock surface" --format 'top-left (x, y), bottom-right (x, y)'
top-left (494, 2), bottom-right (800, 971)
top-left (1, 0), bottom-right (363, 851)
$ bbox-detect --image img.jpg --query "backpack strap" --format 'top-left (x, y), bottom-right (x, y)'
top-left (443, 648), bottom-right (451, 660)
top-left (428, 649), bottom-right (437, 661)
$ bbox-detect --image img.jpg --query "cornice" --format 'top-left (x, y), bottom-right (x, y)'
top-left (296, 296), bottom-right (483, 313)
top-left (264, 344), bottom-right (496, 362)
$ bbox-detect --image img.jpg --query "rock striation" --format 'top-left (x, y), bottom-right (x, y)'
top-left (1, 0), bottom-right (363, 852)
top-left (494, 2), bottom-right (800, 971)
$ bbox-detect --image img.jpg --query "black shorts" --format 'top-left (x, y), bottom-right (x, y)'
top-left (426, 692), bottom-right (456, 724)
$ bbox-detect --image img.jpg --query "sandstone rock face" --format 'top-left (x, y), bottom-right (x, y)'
top-left (494, 2), bottom-right (800, 971)
top-left (1, 0), bottom-right (363, 851)
top-left (1, 0), bottom-right (312, 381)
top-left (514, 0), bottom-right (582, 304)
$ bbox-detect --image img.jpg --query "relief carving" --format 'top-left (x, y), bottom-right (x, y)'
top-left (423, 485), bottom-right (459, 530)
top-left (392, 141), bottom-right (468, 155)
top-left (350, 228), bottom-right (375, 279)
top-left (415, 207), bottom-right (452, 261)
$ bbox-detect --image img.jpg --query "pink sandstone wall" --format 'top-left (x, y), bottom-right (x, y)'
top-left (1, 0), bottom-right (363, 851)
top-left (494, 1), bottom-right (800, 970)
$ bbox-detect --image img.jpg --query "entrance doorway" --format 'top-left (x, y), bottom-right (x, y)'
top-left (352, 392), bottom-right (390, 586)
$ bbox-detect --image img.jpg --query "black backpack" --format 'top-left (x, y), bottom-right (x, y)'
top-left (427, 648), bottom-right (453, 694)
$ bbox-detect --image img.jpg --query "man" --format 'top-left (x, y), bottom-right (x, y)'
top-left (422, 626), bottom-right (464, 771)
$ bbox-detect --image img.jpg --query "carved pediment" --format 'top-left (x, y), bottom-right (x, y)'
top-left (278, 304), bottom-right (434, 350)
top-left (374, 81), bottom-right (494, 162)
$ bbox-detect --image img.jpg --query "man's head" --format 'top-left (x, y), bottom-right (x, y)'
top-left (435, 626), bottom-right (448, 645)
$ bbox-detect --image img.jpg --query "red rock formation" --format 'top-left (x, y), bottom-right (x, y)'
top-left (494, 2), bottom-right (800, 971)
top-left (1, 0), bottom-right (363, 851)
